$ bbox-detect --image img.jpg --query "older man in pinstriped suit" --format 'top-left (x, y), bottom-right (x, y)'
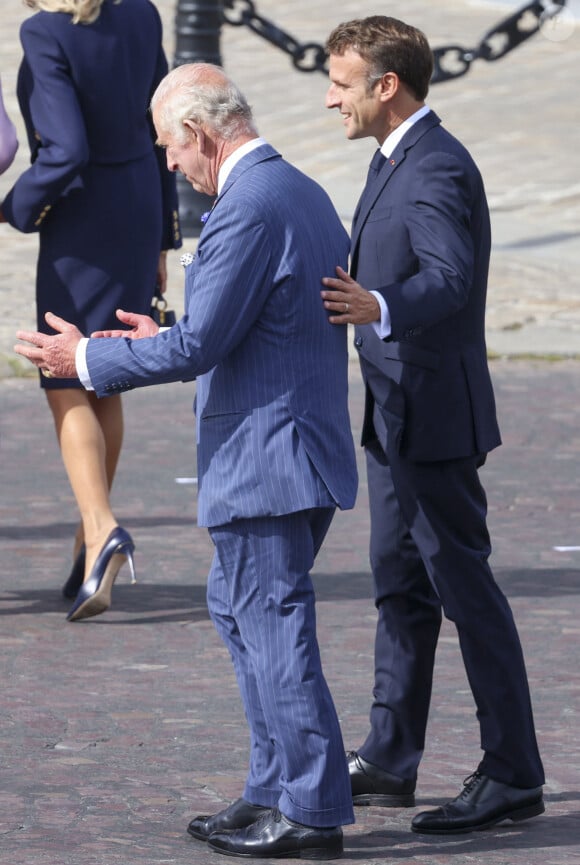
top-left (16, 63), bottom-right (357, 860)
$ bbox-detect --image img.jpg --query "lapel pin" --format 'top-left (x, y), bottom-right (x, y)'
top-left (180, 252), bottom-right (195, 267)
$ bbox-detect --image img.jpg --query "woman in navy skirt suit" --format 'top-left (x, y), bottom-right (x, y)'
top-left (0, 0), bottom-right (181, 620)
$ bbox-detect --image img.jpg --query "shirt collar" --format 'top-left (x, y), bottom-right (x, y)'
top-left (217, 137), bottom-right (267, 194)
top-left (380, 105), bottom-right (431, 158)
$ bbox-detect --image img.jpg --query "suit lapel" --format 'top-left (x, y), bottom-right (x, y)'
top-left (350, 111), bottom-right (442, 261)
top-left (217, 143), bottom-right (281, 203)
top-left (196, 144), bottom-right (280, 237)
top-left (351, 155), bottom-right (398, 252)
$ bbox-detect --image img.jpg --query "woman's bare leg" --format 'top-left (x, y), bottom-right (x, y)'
top-left (45, 388), bottom-right (124, 580)
top-left (90, 390), bottom-right (124, 490)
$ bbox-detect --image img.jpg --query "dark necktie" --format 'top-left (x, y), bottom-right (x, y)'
top-left (366, 148), bottom-right (387, 185)
top-left (354, 149), bottom-right (386, 227)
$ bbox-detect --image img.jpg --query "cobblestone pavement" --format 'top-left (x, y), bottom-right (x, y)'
top-left (1, 1), bottom-right (579, 864)
top-left (1, 359), bottom-right (580, 865)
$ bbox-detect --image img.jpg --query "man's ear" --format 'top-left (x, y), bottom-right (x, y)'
top-left (377, 71), bottom-right (399, 102)
top-left (183, 118), bottom-right (205, 149)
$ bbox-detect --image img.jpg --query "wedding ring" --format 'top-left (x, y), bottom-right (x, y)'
top-left (344, 302), bottom-right (349, 313)
top-left (41, 369), bottom-right (54, 378)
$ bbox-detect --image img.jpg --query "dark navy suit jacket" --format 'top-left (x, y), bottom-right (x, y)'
top-left (2, 0), bottom-right (179, 248)
top-left (352, 111), bottom-right (501, 462)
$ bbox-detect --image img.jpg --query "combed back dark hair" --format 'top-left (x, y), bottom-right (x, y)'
top-left (326, 16), bottom-right (433, 101)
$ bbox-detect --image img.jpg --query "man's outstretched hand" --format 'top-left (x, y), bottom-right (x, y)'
top-left (15, 312), bottom-right (83, 379)
top-left (91, 309), bottom-right (159, 339)
top-left (14, 309), bottom-right (159, 379)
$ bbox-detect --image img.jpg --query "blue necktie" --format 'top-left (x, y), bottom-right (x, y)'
top-left (366, 149), bottom-right (387, 185)
top-left (354, 149), bottom-right (386, 227)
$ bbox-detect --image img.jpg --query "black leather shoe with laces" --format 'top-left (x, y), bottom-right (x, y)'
top-left (411, 771), bottom-right (544, 834)
top-left (348, 751), bottom-right (416, 807)
top-left (187, 797), bottom-right (269, 841)
top-left (207, 807), bottom-right (343, 859)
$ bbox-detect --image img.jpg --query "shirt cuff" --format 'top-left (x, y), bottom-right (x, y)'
top-left (75, 338), bottom-right (94, 391)
top-left (370, 291), bottom-right (392, 339)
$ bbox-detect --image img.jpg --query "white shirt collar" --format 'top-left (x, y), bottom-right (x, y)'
top-left (217, 136), bottom-right (267, 194)
top-left (380, 105), bottom-right (431, 158)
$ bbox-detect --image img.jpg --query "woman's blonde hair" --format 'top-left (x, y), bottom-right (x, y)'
top-left (24, 0), bottom-right (121, 25)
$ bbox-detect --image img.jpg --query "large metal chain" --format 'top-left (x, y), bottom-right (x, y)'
top-left (223, 0), bottom-right (328, 72)
top-left (432, 0), bottom-right (568, 82)
top-left (222, 0), bottom-right (568, 82)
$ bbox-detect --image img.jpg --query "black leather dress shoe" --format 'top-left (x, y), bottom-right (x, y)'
top-left (348, 751), bottom-right (416, 807)
top-left (411, 771), bottom-right (545, 834)
top-left (187, 797), bottom-right (269, 841)
top-left (207, 807), bottom-right (343, 859)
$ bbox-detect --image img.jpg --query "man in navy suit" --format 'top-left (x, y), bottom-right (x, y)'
top-left (320, 16), bottom-right (545, 834)
top-left (16, 63), bottom-right (357, 859)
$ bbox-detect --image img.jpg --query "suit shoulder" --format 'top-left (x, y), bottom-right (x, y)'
top-left (424, 122), bottom-right (473, 156)
top-left (414, 123), bottom-right (482, 175)
top-left (274, 161), bottom-right (341, 225)
top-left (268, 155), bottom-right (336, 203)
top-left (20, 10), bottom-right (48, 37)
top-left (232, 153), bottom-right (326, 204)
top-left (19, 9), bottom-right (75, 51)
top-left (20, 8), bottom-right (65, 33)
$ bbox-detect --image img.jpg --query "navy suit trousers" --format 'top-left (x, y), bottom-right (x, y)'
top-left (207, 508), bottom-right (354, 827)
top-left (361, 437), bottom-right (544, 789)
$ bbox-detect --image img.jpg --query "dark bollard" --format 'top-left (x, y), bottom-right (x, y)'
top-left (173, 0), bottom-right (224, 237)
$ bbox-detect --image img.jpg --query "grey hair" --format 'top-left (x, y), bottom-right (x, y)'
top-left (151, 63), bottom-right (257, 144)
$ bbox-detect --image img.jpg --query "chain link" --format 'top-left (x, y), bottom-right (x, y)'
top-left (223, 0), bottom-right (568, 82)
top-left (223, 0), bottom-right (328, 73)
top-left (433, 0), bottom-right (568, 82)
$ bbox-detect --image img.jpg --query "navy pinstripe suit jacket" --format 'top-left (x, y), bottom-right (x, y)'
top-left (86, 144), bottom-right (358, 526)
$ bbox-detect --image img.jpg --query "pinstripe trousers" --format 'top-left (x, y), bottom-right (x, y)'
top-left (207, 508), bottom-right (354, 828)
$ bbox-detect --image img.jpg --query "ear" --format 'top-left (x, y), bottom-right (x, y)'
top-left (182, 118), bottom-right (205, 148)
top-left (376, 71), bottom-right (399, 102)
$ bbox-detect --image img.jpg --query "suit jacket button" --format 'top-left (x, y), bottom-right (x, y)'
top-left (354, 336), bottom-right (363, 348)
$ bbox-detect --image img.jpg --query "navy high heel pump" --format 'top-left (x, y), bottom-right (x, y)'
top-left (62, 544), bottom-right (86, 599)
top-left (66, 527), bottom-right (136, 622)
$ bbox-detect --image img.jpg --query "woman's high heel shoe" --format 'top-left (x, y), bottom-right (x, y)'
top-left (62, 544), bottom-right (86, 599)
top-left (66, 527), bottom-right (136, 622)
